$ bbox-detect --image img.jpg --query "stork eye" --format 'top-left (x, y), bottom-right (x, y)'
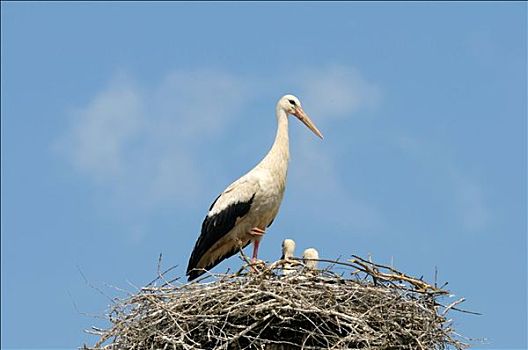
top-left (288, 99), bottom-right (296, 106)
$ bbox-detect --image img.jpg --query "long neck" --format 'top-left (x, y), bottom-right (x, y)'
top-left (259, 107), bottom-right (290, 171)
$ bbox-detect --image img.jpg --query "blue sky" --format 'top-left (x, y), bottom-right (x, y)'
top-left (1, 2), bottom-right (526, 348)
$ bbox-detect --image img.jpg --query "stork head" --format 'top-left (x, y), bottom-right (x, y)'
top-left (278, 94), bottom-right (324, 139)
top-left (281, 238), bottom-right (296, 259)
top-left (302, 248), bottom-right (319, 269)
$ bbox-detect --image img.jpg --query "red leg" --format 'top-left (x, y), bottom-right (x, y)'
top-left (251, 240), bottom-right (260, 263)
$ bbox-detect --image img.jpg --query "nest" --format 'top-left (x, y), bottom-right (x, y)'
top-left (85, 255), bottom-right (469, 350)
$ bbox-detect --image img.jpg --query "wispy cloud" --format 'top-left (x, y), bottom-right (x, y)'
top-left (295, 65), bottom-right (382, 121)
top-left (60, 74), bottom-right (144, 183)
top-left (55, 65), bottom-right (382, 236)
top-left (450, 169), bottom-right (490, 232)
top-left (288, 136), bottom-right (383, 233)
top-left (55, 69), bottom-right (250, 215)
top-left (285, 65), bottom-right (384, 232)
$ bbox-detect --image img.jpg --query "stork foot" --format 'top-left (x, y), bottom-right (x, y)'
top-left (249, 227), bottom-right (265, 237)
top-left (251, 257), bottom-right (265, 264)
top-left (249, 258), bottom-right (266, 273)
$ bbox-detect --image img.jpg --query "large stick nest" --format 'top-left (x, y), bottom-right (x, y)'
top-left (85, 255), bottom-right (469, 349)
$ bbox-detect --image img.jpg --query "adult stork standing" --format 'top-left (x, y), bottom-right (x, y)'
top-left (186, 94), bottom-right (323, 281)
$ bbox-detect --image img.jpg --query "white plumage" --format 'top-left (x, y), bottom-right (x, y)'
top-left (281, 239), bottom-right (296, 275)
top-left (302, 248), bottom-right (320, 269)
top-left (186, 94), bottom-right (323, 281)
top-left (281, 239), bottom-right (296, 259)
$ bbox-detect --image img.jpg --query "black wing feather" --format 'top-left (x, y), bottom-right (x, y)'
top-left (186, 193), bottom-right (255, 280)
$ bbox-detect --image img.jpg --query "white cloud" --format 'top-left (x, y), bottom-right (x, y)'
top-left (282, 65), bottom-right (383, 232)
top-left (288, 135), bottom-right (383, 232)
top-left (450, 170), bottom-right (490, 232)
top-left (55, 65), bottom-right (381, 236)
top-left (56, 69), bottom-right (250, 215)
top-left (295, 65), bottom-right (381, 121)
top-left (152, 70), bottom-right (250, 139)
top-left (56, 64), bottom-right (490, 240)
top-left (60, 75), bottom-right (144, 182)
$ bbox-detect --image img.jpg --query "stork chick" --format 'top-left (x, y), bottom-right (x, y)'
top-left (281, 239), bottom-right (296, 275)
top-left (302, 248), bottom-right (319, 269)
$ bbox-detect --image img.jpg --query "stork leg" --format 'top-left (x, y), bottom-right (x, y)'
top-left (251, 240), bottom-right (260, 263)
top-left (248, 227), bottom-right (265, 264)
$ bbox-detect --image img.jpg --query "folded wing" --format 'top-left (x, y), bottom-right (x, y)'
top-left (186, 178), bottom-right (259, 280)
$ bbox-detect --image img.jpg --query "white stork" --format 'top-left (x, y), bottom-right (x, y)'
top-left (281, 238), bottom-right (296, 275)
top-left (186, 94), bottom-right (323, 281)
top-left (302, 248), bottom-right (319, 269)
